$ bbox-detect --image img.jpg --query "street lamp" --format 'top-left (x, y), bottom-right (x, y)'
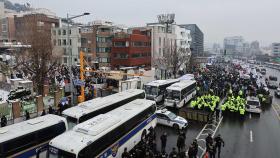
top-left (66, 12), bottom-right (90, 106)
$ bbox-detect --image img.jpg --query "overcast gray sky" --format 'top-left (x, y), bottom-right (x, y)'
top-left (11, 0), bottom-right (280, 47)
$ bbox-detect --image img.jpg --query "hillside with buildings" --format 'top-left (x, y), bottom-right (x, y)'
top-left (0, 0), bottom-right (30, 12)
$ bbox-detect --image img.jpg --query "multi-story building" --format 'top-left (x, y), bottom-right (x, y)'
top-left (80, 26), bottom-right (97, 66)
top-left (81, 20), bottom-right (120, 68)
top-left (251, 41), bottom-right (260, 50)
top-left (174, 25), bottom-right (191, 51)
top-left (212, 43), bottom-right (221, 54)
top-left (242, 42), bottom-right (250, 54)
top-left (52, 25), bottom-right (81, 65)
top-left (173, 25), bottom-right (192, 70)
top-left (250, 41), bottom-right (261, 55)
top-left (223, 36), bottom-right (244, 55)
top-left (179, 24), bottom-right (204, 56)
top-left (0, 2), bottom-right (4, 18)
top-left (147, 23), bottom-right (177, 63)
top-left (94, 20), bottom-right (116, 67)
top-left (14, 13), bottom-right (59, 45)
top-left (94, 22), bottom-right (114, 67)
top-left (147, 22), bottom-right (193, 78)
top-left (272, 43), bottom-right (280, 56)
top-left (111, 28), bottom-right (151, 68)
top-left (0, 16), bottom-right (16, 42)
top-left (0, 2), bottom-right (17, 43)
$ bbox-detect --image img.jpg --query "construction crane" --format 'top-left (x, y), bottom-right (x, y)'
top-left (78, 51), bottom-right (150, 103)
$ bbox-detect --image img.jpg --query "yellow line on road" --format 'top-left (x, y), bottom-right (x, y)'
top-left (272, 105), bottom-right (280, 120)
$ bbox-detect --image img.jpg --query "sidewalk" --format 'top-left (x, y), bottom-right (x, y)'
top-left (7, 112), bottom-right (39, 125)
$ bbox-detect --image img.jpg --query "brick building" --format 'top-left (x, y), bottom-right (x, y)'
top-left (111, 28), bottom-right (151, 69)
top-left (14, 14), bottom-right (59, 44)
top-left (94, 21), bottom-right (115, 67)
top-left (81, 21), bottom-right (120, 68)
top-left (80, 26), bottom-right (97, 66)
top-left (0, 16), bottom-right (16, 43)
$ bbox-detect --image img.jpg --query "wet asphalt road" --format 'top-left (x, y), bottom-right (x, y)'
top-left (218, 67), bottom-right (280, 158)
top-left (155, 121), bottom-right (205, 154)
top-left (155, 66), bottom-right (280, 158)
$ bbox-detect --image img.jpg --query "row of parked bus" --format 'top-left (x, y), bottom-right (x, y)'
top-left (144, 78), bottom-right (197, 108)
top-left (0, 79), bottom-right (196, 158)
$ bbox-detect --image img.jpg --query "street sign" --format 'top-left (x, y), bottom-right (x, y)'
top-left (73, 79), bottom-right (85, 86)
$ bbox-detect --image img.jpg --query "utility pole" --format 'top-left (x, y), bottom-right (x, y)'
top-left (65, 12), bottom-right (90, 106)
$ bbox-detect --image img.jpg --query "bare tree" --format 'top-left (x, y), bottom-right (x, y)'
top-left (166, 43), bottom-right (191, 78)
top-left (15, 14), bottom-right (62, 95)
top-left (152, 41), bottom-right (191, 79)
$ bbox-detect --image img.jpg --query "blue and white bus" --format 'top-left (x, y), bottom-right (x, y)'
top-left (164, 80), bottom-right (197, 108)
top-left (144, 79), bottom-right (179, 103)
top-left (48, 99), bottom-right (157, 158)
top-left (62, 89), bottom-right (145, 129)
top-left (0, 114), bottom-right (67, 158)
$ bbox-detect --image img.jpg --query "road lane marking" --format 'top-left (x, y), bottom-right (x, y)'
top-left (191, 116), bottom-right (224, 158)
top-left (272, 105), bottom-right (280, 120)
top-left (250, 130), bottom-right (253, 143)
top-left (249, 113), bottom-right (251, 119)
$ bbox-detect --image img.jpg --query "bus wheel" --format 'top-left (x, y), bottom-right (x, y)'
top-left (141, 129), bottom-right (147, 141)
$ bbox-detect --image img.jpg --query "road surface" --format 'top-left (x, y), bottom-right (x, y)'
top-left (155, 66), bottom-right (280, 157)
top-left (155, 121), bottom-right (205, 154)
top-left (218, 67), bottom-right (280, 158)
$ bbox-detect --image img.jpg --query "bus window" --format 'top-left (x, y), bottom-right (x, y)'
top-left (37, 122), bottom-right (66, 142)
top-left (3, 133), bottom-right (35, 156)
top-left (166, 90), bottom-right (181, 100)
top-left (145, 86), bottom-right (158, 96)
top-left (173, 91), bottom-right (181, 100)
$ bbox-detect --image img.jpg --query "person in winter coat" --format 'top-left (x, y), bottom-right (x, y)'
top-left (214, 134), bottom-right (225, 158)
top-left (160, 132), bottom-right (167, 152)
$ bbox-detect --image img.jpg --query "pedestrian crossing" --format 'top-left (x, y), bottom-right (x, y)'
top-left (272, 104), bottom-right (280, 120)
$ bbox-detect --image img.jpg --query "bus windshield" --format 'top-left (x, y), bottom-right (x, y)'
top-left (48, 146), bottom-right (76, 158)
top-left (63, 115), bottom-right (78, 129)
top-left (145, 86), bottom-right (158, 96)
top-left (166, 90), bottom-right (181, 100)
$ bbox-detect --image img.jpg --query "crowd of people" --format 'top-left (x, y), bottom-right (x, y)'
top-left (205, 134), bottom-right (225, 158)
top-left (191, 94), bottom-right (220, 111)
top-left (221, 95), bottom-right (246, 115)
top-left (121, 129), bottom-right (191, 158)
top-left (120, 127), bottom-right (225, 158)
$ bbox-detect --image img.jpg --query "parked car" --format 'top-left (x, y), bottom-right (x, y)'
top-left (260, 68), bottom-right (266, 75)
top-left (267, 80), bottom-right (278, 89)
top-left (269, 75), bottom-right (277, 81)
top-left (245, 96), bottom-right (262, 114)
top-left (156, 109), bottom-right (188, 130)
top-left (275, 88), bottom-right (280, 98)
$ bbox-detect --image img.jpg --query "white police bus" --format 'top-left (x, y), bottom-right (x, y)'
top-left (144, 79), bottom-right (179, 103)
top-left (0, 114), bottom-right (67, 158)
top-left (164, 80), bottom-right (197, 108)
top-left (62, 89), bottom-right (145, 129)
top-left (48, 99), bottom-right (157, 158)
